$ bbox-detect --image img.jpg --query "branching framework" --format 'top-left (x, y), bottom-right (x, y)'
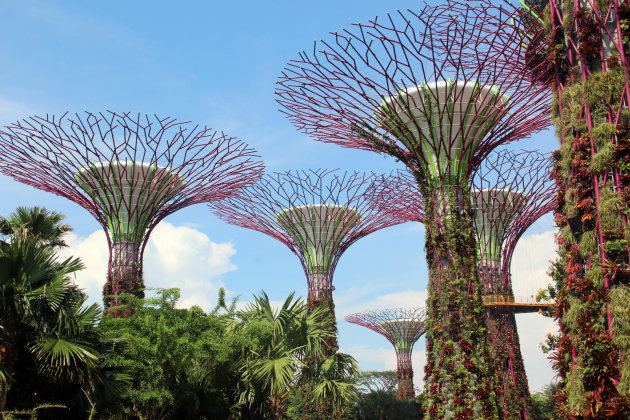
top-left (209, 169), bottom-right (416, 351)
top-left (0, 111), bottom-right (264, 315)
top-left (345, 308), bottom-right (426, 400)
top-left (276, 2), bottom-right (550, 417)
top-left (472, 149), bottom-right (556, 420)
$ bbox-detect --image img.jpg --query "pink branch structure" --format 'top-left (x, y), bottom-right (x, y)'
top-left (345, 308), bottom-right (426, 400)
top-left (471, 149), bottom-right (556, 419)
top-left (0, 111), bottom-right (264, 315)
top-left (209, 169), bottom-right (417, 352)
top-left (275, 3), bottom-right (551, 416)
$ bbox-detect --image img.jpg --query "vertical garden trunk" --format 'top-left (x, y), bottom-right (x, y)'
top-left (396, 352), bottom-right (415, 400)
top-left (482, 263), bottom-right (535, 419)
top-left (307, 270), bottom-right (338, 356)
top-left (423, 184), bottom-right (500, 419)
top-left (486, 309), bottom-right (535, 419)
top-left (538, 1), bottom-right (630, 416)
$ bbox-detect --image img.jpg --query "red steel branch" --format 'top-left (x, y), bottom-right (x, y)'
top-left (0, 111), bottom-right (264, 314)
top-left (345, 308), bottom-right (426, 400)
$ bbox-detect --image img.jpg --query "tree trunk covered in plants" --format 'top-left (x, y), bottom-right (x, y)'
top-left (536, 1), bottom-right (630, 417)
top-left (481, 263), bottom-right (535, 418)
top-left (486, 309), bottom-right (535, 419)
top-left (396, 352), bottom-right (415, 400)
top-left (423, 183), bottom-right (500, 419)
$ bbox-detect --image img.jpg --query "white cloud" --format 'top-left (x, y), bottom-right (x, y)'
top-left (511, 230), bottom-right (557, 298)
top-left (59, 221), bottom-right (236, 310)
top-left (516, 313), bottom-right (558, 392)
top-left (511, 229), bottom-right (560, 391)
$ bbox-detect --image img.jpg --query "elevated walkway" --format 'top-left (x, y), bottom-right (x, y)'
top-left (482, 295), bottom-right (554, 314)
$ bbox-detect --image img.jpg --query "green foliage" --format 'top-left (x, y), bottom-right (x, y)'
top-left (233, 292), bottom-right (358, 419)
top-left (599, 187), bottom-right (624, 232)
top-left (579, 229), bottom-right (597, 258)
top-left (610, 285), bottom-right (630, 397)
top-left (590, 142), bottom-right (615, 174)
top-left (0, 206), bottom-right (72, 248)
top-left (591, 122), bottom-right (618, 148)
top-left (98, 288), bottom-right (243, 420)
top-left (0, 206), bottom-right (117, 416)
top-left (530, 382), bottom-right (558, 420)
top-left (1, 404), bottom-right (67, 420)
top-left (350, 390), bottom-right (423, 420)
top-left (356, 371), bottom-right (398, 394)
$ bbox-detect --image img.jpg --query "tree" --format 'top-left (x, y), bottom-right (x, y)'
top-left (98, 288), bottom-right (244, 419)
top-left (232, 291), bottom-right (359, 420)
top-left (351, 391), bottom-right (423, 420)
top-left (531, 382), bottom-right (559, 420)
top-left (357, 371), bottom-right (398, 394)
top-left (0, 207), bottom-right (106, 414)
top-left (0, 206), bottom-right (71, 248)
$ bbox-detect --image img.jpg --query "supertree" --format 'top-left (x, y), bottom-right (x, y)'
top-left (507, 1), bottom-right (630, 416)
top-left (345, 307), bottom-right (426, 400)
top-left (275, 2), bottom-right (550, 417)
top-left (208, 169), bottom-right (417, 353)
top-left (0, 111), bottom-right (264, 315)
top-left (471, 149), bottom-right (556, 420)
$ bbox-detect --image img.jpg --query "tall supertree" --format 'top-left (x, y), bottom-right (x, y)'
top-left (511, 1), bottom-right (630, 416)
top-left (472, 149), bottom-right (556, 420)
top-left (345, 307), bottom-right (427, 400)
top-left (209, 169), bottom-right (415, 353)
top-left (275, 2), bottom-right (550, 417)
top-left (0, 111), bottom-right (264, 315)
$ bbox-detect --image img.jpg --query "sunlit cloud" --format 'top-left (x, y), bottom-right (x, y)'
top-left (59, 221), bottom-right (237, 310)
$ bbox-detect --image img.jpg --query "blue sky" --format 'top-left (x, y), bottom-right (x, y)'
top-left (0, 0), bottom-right (559, 391)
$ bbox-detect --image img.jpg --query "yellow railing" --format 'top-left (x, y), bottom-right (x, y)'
top-left (482, 295), bottom-right (553, 307)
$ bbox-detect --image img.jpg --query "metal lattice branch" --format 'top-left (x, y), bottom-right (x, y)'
top-left (472, 149), bottom-right (557, 296)
top-left (276, 1), bottom-right (550, 188)
top-left (209, 169), bottom-right (415, 306)
top-left (345, 307), bottom-right (426, 400)
top-left (0, 111), bottom-right (264, 312)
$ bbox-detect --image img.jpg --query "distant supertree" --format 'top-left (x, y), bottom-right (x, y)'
top-left (0, 111), bottom-right (264, 315)
top-left (276, 2), bottom-right (550, 416)
top-left (471, 149), bottom-right (556, 419)
top-left (209, 169), bottom-right (416, 353)
top-left (345, 307), bottom-right (426, 400)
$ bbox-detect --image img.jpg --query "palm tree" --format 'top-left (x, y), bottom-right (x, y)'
top-left (304, 352), bottom-right (359, 419)
top-left (0, 206), bottom-right (72, 248)
top-left (232, 292), bottom-right (359, 419)
top-left (229, 292), bottom-right (328, 419)
top-left (0, 207), bottom-right (104, 412)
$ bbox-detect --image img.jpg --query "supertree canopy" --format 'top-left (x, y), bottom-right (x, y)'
top-left (276, 2), bottom-right (550, 417)
top-left (509, 1), bottom-right (630, 415)
top-left (209, 169), bottom-right (416, 352)
top-left (345, 307), bottom-right (426, 400)
top-left (472, 149), bottom-right (556, 420)
top-left (0, 111), bottom-right (264, 315)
